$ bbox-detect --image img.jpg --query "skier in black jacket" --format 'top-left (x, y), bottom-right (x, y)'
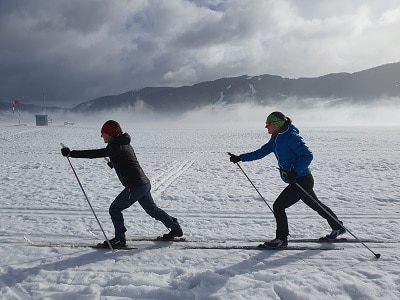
top-left (61, 120), bottom-right (183, 247)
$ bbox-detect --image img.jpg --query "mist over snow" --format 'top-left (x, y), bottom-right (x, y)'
top-left (178, 98), bottom-right (400, 128)
top-left (2, 99), bottom-right (400, 129)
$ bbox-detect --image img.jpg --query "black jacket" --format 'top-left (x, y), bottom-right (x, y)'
top-left (69, 133), bottom-right (149, 187)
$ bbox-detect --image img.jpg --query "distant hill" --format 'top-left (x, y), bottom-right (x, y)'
top-left (70, 62), bottom-right (400, 113)
top-left (1, 62), bottom-right (399, 114)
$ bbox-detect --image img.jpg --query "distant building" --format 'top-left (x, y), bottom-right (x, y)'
top-left (35, 115), bottom-right (48, 126)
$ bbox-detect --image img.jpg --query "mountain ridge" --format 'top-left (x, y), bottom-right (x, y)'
top-left (1, 62), bottom-right (399, 114)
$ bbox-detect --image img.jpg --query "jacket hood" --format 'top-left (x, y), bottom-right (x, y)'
top-left (280, 124), bottom-right (299, 135)
top-left (111, 132), bottom-right (131, 145)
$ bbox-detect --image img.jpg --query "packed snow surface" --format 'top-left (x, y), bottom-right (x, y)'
top-left (1, 123), bottom-right (399, 299)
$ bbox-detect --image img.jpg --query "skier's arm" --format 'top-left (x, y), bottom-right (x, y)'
top-left (240, 141), bottom-right (273, 162)
top-left (68, 148), bottom-right (110, 159)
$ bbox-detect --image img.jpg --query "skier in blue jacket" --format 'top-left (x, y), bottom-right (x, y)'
top-left (229, 111), bottom-right (345, 248)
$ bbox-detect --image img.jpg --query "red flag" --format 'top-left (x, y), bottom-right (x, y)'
top-left (12, 99), bottom-right (20, 113)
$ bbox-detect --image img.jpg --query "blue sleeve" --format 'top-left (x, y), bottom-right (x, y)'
top-left (240, 140), bottom-right (274, 162)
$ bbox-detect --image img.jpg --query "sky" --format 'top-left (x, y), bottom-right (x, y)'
top-left (1, 0), bottom-right (400, 108)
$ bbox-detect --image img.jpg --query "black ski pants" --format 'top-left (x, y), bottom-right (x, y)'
top-left (109, 183), bottom-right (175, 238)
top-left (273, 174), bottom-right (342, 241)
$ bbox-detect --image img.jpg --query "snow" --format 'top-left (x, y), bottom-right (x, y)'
top-left (1, 123), bottom-right (400, 299)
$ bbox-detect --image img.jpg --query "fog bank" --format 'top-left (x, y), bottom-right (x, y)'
top-left (2, 99), bottom-right (400, 128)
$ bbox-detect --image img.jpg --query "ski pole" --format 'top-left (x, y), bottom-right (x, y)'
top-left (228, 153), bottom-right (274, 214)
top-left (278, 168), bottom-right (381, 258)
top-left (61, 143), bottom-right (114, 252)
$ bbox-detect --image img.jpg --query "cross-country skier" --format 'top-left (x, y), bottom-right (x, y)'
top-left (229, 111), bottom-right (345, 248)
top-left (61, 120), bottom-right (183, 247)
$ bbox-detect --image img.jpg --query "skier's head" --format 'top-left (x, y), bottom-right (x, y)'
top-left (101, 120), bottom-right (122, 142)
top-left (265, 112), bottom-right (292, 135)
top-left (266, 112), bottom-right (287, 127)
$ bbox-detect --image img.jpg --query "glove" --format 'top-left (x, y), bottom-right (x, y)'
top-left (229, 154), bottom-right (241, 163)
top-left (104, 158), bottom-right (113, 169)
top-left (61, 147), bottom-right (71, 157)
top-left (282, 170), bottom-right (298, 183)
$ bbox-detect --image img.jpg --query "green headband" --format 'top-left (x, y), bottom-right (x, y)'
top-left (266, 114), bottom-right (286, 127)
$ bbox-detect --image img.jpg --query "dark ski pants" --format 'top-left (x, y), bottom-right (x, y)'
top-left (109, 183), bottom-right (175, 238)
top-left (273, 174), bottom-right (342, 241)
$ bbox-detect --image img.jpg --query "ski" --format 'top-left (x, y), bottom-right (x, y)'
top-left (25, 236), bottom-right (343, 251)
top-left (125, 236), bottom-right (392, 244)
top-left (24, 236), bottom-right (137, 250)
top-left (88, 230), bottom-right (188, 242)
top-left (25, 241), bottom-right (340, 251)
top-left (88, 229), bottom-right (393, 244)
top-left (290, 238), bottom-right (394, 244)
top-left (127, 236), bottom-right (188, 242)
top-left (91, 245), bottom-right (137, 250)
top-left (26, 234), bottom-right (392, 251)
top-left (181, 245), bottom-right (344, 251)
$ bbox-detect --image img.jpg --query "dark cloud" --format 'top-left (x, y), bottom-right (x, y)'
top-left (0, 0), bottom-right (399, 107)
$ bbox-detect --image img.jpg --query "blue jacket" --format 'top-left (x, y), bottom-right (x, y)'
top-left (240, 124), bottom-right (313, 183)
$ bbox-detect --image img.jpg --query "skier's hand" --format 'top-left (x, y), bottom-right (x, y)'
top-left (104, 158), bottom-right (113, 169)
top-left (229, 153), bottom-right (241, 163)
top-left (61, 147), bottom-right (71, 157)
top-left (283, 170), bottom-right (298, 183)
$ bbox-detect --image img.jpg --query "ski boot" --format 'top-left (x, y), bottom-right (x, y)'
top-left (97, 237), bottom-right (126, 248)
top-left (258, 238), bottom-right (288, 249)
top-left (161, 218), bottom-right (183, 240)
top-left (323, 227), bottom-right (346, 240)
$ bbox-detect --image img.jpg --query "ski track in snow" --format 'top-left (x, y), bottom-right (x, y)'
top-left (151, 160), bottom-right (196, 200)
top-left (0, 124), bottom-right (400, 299)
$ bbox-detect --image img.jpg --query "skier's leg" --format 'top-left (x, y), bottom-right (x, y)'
top-left (273, 184), bottom-right (302, 240)
top-left (136, 185), bottom-right (175, 226)
top-left (297, 175), bottom-right (342, 230)
top-left (136, 184), bottom-right (182, 238)
top-left (109, 186), bottom-right (144, 238)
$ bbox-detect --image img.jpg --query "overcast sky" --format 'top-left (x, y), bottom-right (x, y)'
top-left (1, 0), bottom-right (399, 107)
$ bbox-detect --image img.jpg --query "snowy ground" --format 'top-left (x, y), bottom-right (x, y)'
top-left (1, 122), bottom-right (399, 299)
